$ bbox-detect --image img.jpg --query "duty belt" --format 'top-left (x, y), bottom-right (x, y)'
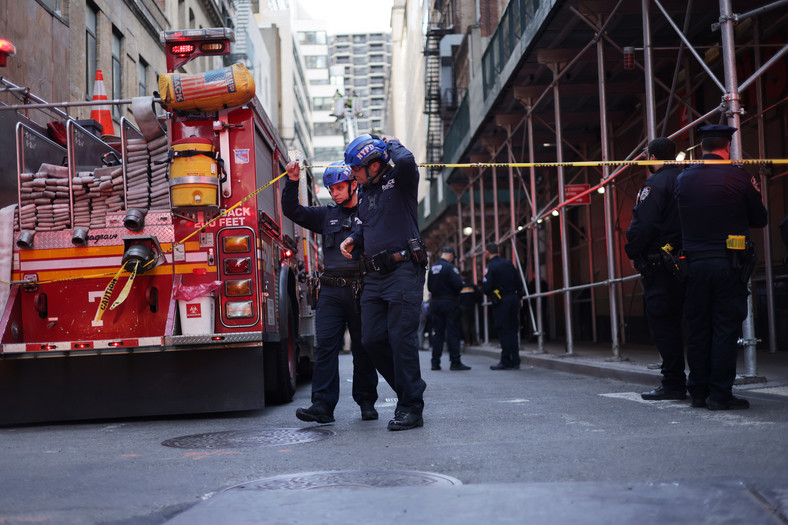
top-left (364, 249), bottom-right (411, 273)
top-left (686, 250), bottom-right (728, 261)
top-left (319, 273), bottom-right (363, 287)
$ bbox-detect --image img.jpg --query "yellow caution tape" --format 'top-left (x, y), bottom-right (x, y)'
top-left (110, 260), bottom-right (140, 311)
top-left (94, 264), bottom-right (126, 323)
top-left (7, 157), bottom-right (786, 288)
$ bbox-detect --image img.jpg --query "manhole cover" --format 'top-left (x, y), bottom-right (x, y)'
top-left (223, 470), bottom-right (462, 491)
top-left (162, 428), bottom-right (334, 449)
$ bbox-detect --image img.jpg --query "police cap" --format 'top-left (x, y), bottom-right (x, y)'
top-left (698, 124), bottom-right (737, 140)
top-left (441, 245), bottom-right (455, 255)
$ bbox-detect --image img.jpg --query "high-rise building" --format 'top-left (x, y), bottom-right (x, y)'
top-left (329, 32), bottom-right (391, 135)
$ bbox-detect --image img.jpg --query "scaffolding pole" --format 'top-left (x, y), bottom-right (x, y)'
top-left (597, 20), bottom-right (621, 359)
top-left (527, 105), bottom-right (546, 352)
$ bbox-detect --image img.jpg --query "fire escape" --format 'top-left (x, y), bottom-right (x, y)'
top-left (424, 27), bottom-right (447, 181)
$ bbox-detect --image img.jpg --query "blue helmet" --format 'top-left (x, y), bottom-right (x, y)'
top-left (322, 161), bottom-right (353, 187)
top-left (344, 134), bottom-right (389, 167)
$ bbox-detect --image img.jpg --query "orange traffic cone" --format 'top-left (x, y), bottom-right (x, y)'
top-left (90, 70), bottom-right (115, 136)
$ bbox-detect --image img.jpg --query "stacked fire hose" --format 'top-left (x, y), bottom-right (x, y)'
top-left (125, 134), bottom-right (170, 211)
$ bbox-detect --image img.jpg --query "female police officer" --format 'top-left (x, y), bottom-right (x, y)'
top-left (283, 161), bottom-right (379, 423)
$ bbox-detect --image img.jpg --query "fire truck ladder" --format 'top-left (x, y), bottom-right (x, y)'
top-left (424, 27), bottom-right (446, 181)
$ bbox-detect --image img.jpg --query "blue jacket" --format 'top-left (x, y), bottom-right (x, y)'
top-left (350, 140), bottom-right (420, 256)
top-left (281, 178), bottom-right (363, 273)
top-left (482, 255), bottom-right (524, 298)
top-left (625, 165), bottom-right (683, 260)
top-left (427, 258), bottom-right (463, 299)
top-left (675, 154), bottom-right (767, 252)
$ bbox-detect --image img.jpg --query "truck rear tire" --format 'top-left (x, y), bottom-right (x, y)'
top-left (265, 265), bottom-right (299, 405)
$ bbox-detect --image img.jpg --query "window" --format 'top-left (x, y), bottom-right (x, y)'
top-left (353, 56), bottom-right (367, 66)
top-left (370, 75), bottom-right (385, 86)
top-left (310, 78), bottom-right (329, 86)
top-left (353, 34), bottom-right (367, 43)
top-left (313, 122), bottom-right (336, 136)
top-left (354, 66), bottom-right (367, 76)
top-left (138, 58), bottom-right (148, 97)
top-left (299, 31), bottom-right (327, 45)
top-left (112, 29), bottom-right (122, 119)
top-left (369, 54), bottom-right (385, 64)
top-left (371, 87), bottom-right (385, 95)
top-left (85, 3), bottom-right (98, 99)
top-left (353, 77), bottom-right (367, 87)
top-left (305, 55), bottom-right (328, 69)
top-left (313, 97), bottom-right (334, 111)
top-left (370, 97), bottom-right (384, 107)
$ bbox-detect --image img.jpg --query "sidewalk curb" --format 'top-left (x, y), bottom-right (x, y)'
top-left (464, 345), bottom-right (660, 386)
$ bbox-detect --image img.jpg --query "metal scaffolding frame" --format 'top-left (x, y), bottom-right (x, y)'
top-left (439, 0), bottom-right (788, 372)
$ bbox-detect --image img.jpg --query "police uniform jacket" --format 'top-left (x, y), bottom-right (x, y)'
top-left (282, 179), bottom-right (362, 273)
top-left (349, 140), bottom-right (420, 256)
top-left (427, 259), bottom-right (463, 299)
top-left (675, 154), bottom-right (767, 253)
top-left (624, 165), bottom-right (683, 261)
top-left (482, 255), bottom-right (525, 298)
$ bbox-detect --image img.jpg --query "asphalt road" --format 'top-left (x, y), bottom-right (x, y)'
top-left (1, 350), bottom-right (786, 524)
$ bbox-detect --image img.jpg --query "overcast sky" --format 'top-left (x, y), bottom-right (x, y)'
top-left (296, 0), bottom-right (395, 34)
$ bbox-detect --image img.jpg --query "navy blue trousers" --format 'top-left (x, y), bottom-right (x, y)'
top-left (312, 284), bottom-right (378, 409)
top-left (430, 298), bottom-right (462, 366)
top-left (642, 268), bottom-right (686, 390)
top-left (493, 295), bottom-right (521, 367)
top-left (684, 257), bottom-right (748, 403)
top-left (360, 262), bottom-right (427, 415)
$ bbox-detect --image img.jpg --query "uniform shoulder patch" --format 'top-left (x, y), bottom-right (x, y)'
top-left (430, 264), bottom-right (442, 274)
top-left (637, 186), bottom-right (651, 204)
top-left (453, 267), bottom-right (460, 274)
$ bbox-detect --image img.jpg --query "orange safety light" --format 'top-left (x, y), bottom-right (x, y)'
top-left (225, 279), bottom-right (253, 297)
top-left (223, 235), bottom-right (250, 253)
top-left (200, 42), bottom-right (225, 53)
top-left (0, 39), bottom-right (15, 67)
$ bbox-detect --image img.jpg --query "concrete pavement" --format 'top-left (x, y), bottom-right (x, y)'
top-left (162, 341), bottom-right (788, 525)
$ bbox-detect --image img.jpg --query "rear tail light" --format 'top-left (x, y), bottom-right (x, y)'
top-left (223, 235), bottom-right (250, 253)
top-left (225, 301), bottom-right (254, 319)
top-left (224, 257), bottom-right (251, 274)
top-left (225, 279), bottom-right (252, 297)
top-left (170, 43), bottom-right (195, 57)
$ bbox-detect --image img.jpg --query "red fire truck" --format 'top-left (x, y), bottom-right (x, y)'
top-left (0, 29), bottom-right (318, 425)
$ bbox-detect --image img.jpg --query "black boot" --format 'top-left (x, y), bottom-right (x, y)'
top-left (359, 401), bottom-right (378, 420)
top-left (296, 401), bottom-right (335, 423)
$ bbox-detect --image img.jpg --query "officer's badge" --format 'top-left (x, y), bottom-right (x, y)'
top-left (750, 176), bottom-right (761, 192)
top-left (453, 267), bottom-right (460, 274)
top-left (637, 186), bottom-right (650, 203)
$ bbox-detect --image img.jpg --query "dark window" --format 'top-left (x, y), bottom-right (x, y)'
top-left (112, 29), bottom-right (122, 119)
top-left (85, 3), bottom-right (98, 98)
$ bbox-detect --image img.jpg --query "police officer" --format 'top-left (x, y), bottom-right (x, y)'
top-left (427, 246), bottom-right (471, 371)
top-left (282, 160), bottom-right (379, 423)
top-left (675, 124), bottom-right (768, 410)
top-left (340, 134), bottom-right (427, 431)
top-left (482, 242), bottom-right (524, 370)
top-left (625, 137), bottom-right (687, 401)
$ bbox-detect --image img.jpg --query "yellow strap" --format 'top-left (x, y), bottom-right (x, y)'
top-left (110, 260), bottom-right (140, 311)
top-left (94, 264), bottom-right (125, 323)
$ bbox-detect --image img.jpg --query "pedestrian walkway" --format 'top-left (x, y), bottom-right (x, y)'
top-left (465, 340), bottom-right (788, 395)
